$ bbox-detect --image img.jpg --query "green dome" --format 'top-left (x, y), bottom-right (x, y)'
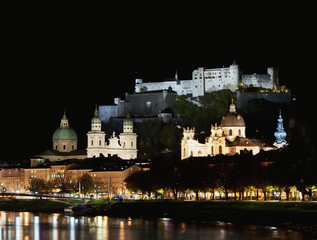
top-left (123, 119), bottom-right (133, 126)
top-left (123, 112), bottom-right (133, 126)
top-left (91, 105), bottom-right (101, 124)
top-left (52, 127), bottom-right (78, 141)
top-left (91, 116), bottom-right (101, 124)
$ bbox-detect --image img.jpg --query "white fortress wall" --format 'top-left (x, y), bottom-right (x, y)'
top-left (135, 80), bottom-right (177, 92)
top-left (135, 64), bottom-right (278, 98)
top-left (135, 78), bottom-right (193, 96)
top-left (178, 80), bottom-right (193, 95)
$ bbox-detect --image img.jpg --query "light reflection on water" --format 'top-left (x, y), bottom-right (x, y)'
top-left (0, 211), bottom-right (311, 240)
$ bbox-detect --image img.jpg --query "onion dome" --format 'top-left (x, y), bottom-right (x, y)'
top-left (91, 105), bottom-right (101, 124)
top-left (52, 111), bottom-right (77, 141)
top-left (123, 112), bottom-right (133, 126)
top-left (274, 110), bottom-right (287, 144)
top-left (221, 101), bottom-right (245, 127)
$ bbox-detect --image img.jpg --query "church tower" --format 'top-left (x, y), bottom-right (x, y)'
top-left (87, 105), bottom-right (106, 158)
top-left (118, 113), bottom-right (138, 159)
top-left (274, 110), bottom-right (288, 148)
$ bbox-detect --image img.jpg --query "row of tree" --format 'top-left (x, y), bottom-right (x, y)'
top-left (28, 173), bottom-right (94, 196)
top-left (125, 145), bottom-right (317, 201)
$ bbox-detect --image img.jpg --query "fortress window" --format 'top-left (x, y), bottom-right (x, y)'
top-left (99, 140), bottom-right (101, 146)
top-left (63, 145), bottom-right (66, 150)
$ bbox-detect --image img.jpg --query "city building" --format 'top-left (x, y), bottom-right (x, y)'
top-left (0, 157), bottom-right (141, 196)
top-left (181, 101), bottom-right (276, 160)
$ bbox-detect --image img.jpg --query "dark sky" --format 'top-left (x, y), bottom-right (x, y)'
top-left (1, 5), bottom-right (315, 161)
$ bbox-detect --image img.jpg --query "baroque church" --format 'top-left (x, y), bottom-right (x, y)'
top-left (36, 106), bottom-right (138, 162)
top-left (181, 101), bottom-right (278, 160)
top-left (36, 111), bottom-right (87, 161)
top-left (87, 106), bottom-right (138, 160)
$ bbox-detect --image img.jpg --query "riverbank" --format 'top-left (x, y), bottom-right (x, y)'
top-left (1, 199), bottom-right (316, 237)
top-left (105, 200), bottom-right (317, 237)
top-left (0, 199), bottom-right (69, 213)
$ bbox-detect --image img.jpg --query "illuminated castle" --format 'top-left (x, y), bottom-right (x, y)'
top-left (135, 61), bottom-right (280, 97)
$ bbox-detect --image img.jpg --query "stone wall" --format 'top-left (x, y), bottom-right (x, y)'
top-left (236, 91), bottom-right (291, 109)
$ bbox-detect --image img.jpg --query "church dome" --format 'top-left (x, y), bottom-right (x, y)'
top-left (123, 112), bottom-right (133, 126)
top-left (53, 128), bottom-right (77, 140)
top-left (52, 112), bottom-right (78, 141)
top-left (221, 102), bottom-right (245, 127)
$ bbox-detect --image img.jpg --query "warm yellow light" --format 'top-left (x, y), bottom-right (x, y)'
top-left (157, 189), bottom-right (164, 195)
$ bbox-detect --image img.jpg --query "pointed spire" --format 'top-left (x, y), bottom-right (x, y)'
top-left (62, 110), bottom-right (68, 120)
top-left (91, 104), bottom-right (101, 125)
top-left (94, 104), bottom-right (99, 117)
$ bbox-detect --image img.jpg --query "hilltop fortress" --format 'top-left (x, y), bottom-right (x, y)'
top-left (99, 62), bottom-right (290, 125)
top-left (135, 61), bottom-right (281, 97)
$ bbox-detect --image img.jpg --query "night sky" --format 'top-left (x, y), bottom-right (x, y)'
top-left (1, 5), bottom-right (314, 161)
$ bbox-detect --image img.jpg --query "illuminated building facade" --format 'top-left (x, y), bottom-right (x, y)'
top-left (87, 106), bottom-right (138, 160)
top-left (181, 101), bottom-right (275, 159)
top-left (135, 62), bottom-right (280, 97)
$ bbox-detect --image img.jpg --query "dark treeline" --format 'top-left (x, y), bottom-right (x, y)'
top-left (126, 145), bottom-right (317, 201)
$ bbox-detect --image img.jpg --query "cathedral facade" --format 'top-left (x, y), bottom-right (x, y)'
top-left (181, 101), bottom-right (275, 160)
top-left (87, 106), bottom-right (138, 160)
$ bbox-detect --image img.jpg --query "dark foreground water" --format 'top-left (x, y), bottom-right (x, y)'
top-left (0, 211), bottom-right (312, 240)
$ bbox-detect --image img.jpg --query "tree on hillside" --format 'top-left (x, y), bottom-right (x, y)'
top-left (136, 120), bottom-right (182, 159)
top-left (174, 90), bottom-right (235, 133)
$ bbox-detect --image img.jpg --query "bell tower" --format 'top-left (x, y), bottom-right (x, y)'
top-left (87, 105), bottom-right (106, 158)
top-left (273, 110), bottom-right (288, 148)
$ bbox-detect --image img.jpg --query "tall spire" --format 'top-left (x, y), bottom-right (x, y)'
top-left (274, 110), bottom-right (287, 148)
top-left (91, 104), bottom-right (101, 131)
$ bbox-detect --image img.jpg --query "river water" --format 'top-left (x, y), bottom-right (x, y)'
top-left (0, 211), bottom-right (312, 240)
